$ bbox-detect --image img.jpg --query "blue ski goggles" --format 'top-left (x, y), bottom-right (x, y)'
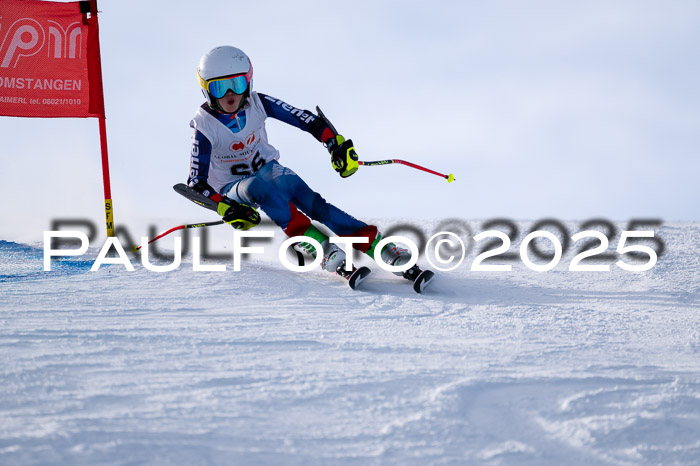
top-left (200, 71), bottom-right (252, 99)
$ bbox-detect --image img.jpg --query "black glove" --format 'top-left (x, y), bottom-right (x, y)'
top-left (217, 200), bottom-right (261, 230)
top-left (326, 135), bottom-right (359, 178)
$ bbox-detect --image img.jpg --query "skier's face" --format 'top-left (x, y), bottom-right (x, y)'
top-left (217, 89), bottom-right (243, 113)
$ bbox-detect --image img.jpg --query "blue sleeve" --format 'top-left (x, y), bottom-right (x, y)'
top-left (257, 93), bottom-right (332, 142)
top-left (187, 129), bottom-right (215, 192)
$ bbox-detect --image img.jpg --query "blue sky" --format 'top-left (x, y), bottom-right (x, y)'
top-left (2, 0), bottom-right (699, 242)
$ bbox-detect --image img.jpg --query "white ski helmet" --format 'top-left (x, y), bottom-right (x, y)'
top-left (197, 46), bottom-right (253, 107)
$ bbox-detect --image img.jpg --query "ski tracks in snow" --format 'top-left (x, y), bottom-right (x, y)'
top-left (0, 222), bottom-right (699, 464)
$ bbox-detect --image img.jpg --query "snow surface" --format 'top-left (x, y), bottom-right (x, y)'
top-left (1, 220), bottom-right (699, 465)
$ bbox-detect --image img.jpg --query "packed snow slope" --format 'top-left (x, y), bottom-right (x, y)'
top-left (1, 220), bottom-right (699, 465)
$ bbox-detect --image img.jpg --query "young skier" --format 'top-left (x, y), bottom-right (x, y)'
top-left (186, 46), bottom-right (430, 289)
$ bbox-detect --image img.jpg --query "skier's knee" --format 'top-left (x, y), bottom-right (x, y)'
top-left (346, 225), bottom-right (378, 252)
top-left (284, 204), bottom-right (311, 237)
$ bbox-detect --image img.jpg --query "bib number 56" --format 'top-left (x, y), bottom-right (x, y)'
top-left (230, 152), bottom-right (266, 176)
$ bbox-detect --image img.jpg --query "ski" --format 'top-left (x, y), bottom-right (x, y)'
top-left (294, 245), bottom-right (372, 291)
top-left (342, 262), bottom-right (435, 293)
top-left (345, 266), bottom-right (372, 290)
top-left (402, 265), bottom-right (436, 294)
top-left (296, 246), bottom-right (434, 293)
top-left (339, 265), bottom-right (435, 293)
top-left (173, 183), bottom-right (219, 212)
top-left (333, 259), bottom-right (372, 290)
top-left (412, 269), bottom-right (435, 293)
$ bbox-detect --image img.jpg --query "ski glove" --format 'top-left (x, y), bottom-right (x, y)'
top-left (217, 200), bottom-right (261, 230)
top-left (326, 135), bottom-right (359, 178)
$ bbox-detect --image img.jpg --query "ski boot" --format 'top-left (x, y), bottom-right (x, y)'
top-left (294, 240), bottom-right (371, 290)
top-left (379, 242), bottom-right (435, 293)
top-left (322, 242), bottom-right (371, 290)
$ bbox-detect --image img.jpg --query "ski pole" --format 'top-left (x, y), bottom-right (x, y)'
top-left (131, 220), bottom-right (224, 252)
top-left (315, 106), bottom-right (455, 183)
top-left (359, 159), bottom-right (455, 182)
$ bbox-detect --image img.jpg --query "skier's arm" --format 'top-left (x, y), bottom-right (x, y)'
top-left (187, 130), bottom-right (223, 202)
top-left (186, 130), bottom-right (260, 230)
top-left (257, 93), bottom-right (335, 143)
top-left (257, 93), bottom-right (359, 178)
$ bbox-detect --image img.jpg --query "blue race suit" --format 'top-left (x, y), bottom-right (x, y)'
top-left (187, 92), bottom-right (377, 249)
